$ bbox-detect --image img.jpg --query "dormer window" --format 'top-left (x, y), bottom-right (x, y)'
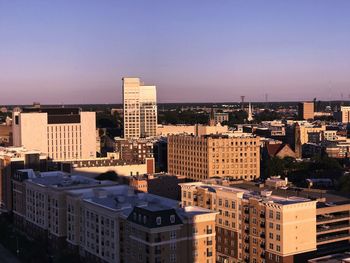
top-left (170, 215), bottom-right (175, 223)
top-left (156, 217), bottom-right (162, 225)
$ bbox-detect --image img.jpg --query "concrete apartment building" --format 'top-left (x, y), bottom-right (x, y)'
top-left (12, 169), bottom-right (113, 249)
top-left (0, 146), bottom-right (48, 210)
top-left (123, 77), bottom-right (157, 139)
top-left (181, 180), bottom-right (350, 263)
top-left (12, 171), bottom-right (217, 263)
top-left (168, 134), bottom-right (260, 181)
top-left (12, 107), bottom-right (96, 160)
top-left (180, 182), bottom-right (317, 263)
top-left (298, 102), bottom-right (315, 120)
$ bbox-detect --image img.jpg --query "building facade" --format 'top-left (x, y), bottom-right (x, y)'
top-left (12, 107), bottom-right (96, 160)
top-left (181, 182), bottom-right (317, 263)
top-left (168, 134), bottom-right (260, 181)
top-left (12, 172), bottom-right (217, 263)
top-left (298, 102), bottom-right (314, 120)
top-left (122, 77), bottom-right (157, 139)
top-left (0, 147), bottom-right (48, 210)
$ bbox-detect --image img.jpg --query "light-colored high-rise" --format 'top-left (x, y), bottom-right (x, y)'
top-left (123, 77), bottom-right (157, 139)
top-left (12, 107), bottom-right (96, 160)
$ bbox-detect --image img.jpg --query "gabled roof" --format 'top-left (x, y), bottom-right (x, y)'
top-left (266, 143), bottom-right (295, 158)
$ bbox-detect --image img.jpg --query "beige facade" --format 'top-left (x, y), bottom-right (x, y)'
top-left (12, 108), bottom-right (96, 160)
top-left (12, 172), bottom-right (217, 263)
top-left (298, 102), bottom-right (314, 120)
top-left (296, 123), bottom-right (326, 145)
top-left (340, 106), bottom-right (350, 123)
top-left (156, 123), bottom-right (229, 137)
top-left (180, 182), bottom-right (317, 263)
top-left (215, 112), bottom-right (229, 124)
top-left (123, 77), bottom-right (157, 139)
top-left (168, 134), bottom-right (260, 181)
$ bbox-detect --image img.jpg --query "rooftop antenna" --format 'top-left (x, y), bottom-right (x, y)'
top-left (240, 96), bottom-right (245, 110)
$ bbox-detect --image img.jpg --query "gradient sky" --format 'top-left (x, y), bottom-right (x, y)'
top-left (1, 0), bottom-right (350, 104)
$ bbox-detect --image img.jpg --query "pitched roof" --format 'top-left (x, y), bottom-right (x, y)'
top-left (266, 143), bottom-right (294, 158)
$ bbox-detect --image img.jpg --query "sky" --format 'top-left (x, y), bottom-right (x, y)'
top-left (0, 0), bottom-right (350, 104)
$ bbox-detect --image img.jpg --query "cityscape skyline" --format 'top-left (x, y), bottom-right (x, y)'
top-left (1, 1), bottom-right (350, 104)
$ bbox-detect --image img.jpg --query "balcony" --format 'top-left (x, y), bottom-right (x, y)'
top-left (260, 221), bottom-right (265, 228)
top-left (261, 252), bottom-right (266, 258)
top-left (260, 232), bottom-right (265, 238)
top-left (244, 209), bottom-right (249, 214)
top-left (207, 229), bottom-right (213, 234)
top-left (260, 212), bottom-right (265, 218)
top-left (244, 228), bottom-right (249, 234)
top-left (244, 247), bottom-right (249, 253)
top-left (260, 242), bottom-right (265, 249)
top-left (207, 240), bottom-right (213, 245)
top-left (244, 237), bottom-right (249, 243)
top-left (244, 217), bottom-right (249, 224)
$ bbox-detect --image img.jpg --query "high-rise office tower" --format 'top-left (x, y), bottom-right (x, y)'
top-left (122, 77), bottom-right (157, 139)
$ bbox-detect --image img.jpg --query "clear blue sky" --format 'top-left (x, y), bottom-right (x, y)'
top-left (1, 0), bottom-right (349, 104)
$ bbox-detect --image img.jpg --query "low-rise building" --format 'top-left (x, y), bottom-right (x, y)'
top-left (129, 173), bottom-right (186, 200)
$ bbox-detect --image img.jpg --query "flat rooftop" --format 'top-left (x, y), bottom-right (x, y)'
top-left (27, 173), bottom-right (102, 189)
top-left (232, 182), bottom-right (350, 205)
top-left (182, 181), bottom-right (350, 206)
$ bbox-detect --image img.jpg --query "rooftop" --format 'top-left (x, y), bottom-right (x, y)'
top-left (181, 181), bottom-right (338, 206)
top-left (25, 170), bottom-right (105, 189)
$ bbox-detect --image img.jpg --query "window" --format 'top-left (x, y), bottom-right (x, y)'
top-left (269, 222), bottom-right (273, 229)
top-left (276, 211), bottom-right (281, 220)
top-left (170, 215), bottom-right (175, 223)
top-left (269, 210), bottom-right (273, 219)
top-left (156, 217), bottom-right (162, 225)
top-left (170, 231), bottom-right (176, 239)
top-left (269, 243), bottom-right (274, 250)
top-left (277, 245), bottom-right (281, 252)
top-left (231, 201), bottom-right (236, 209)
top-left (276, 234), bottom-right (280, 241)
top-left (276, 224), bottom-right (281, 231)
top-left (269, 233), bottom-right (273, 239)
top-left (170, 242), bottom-right (176, 250)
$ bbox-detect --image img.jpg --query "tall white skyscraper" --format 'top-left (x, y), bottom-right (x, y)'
top-left (122, 77), bottom-right (157, 139)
